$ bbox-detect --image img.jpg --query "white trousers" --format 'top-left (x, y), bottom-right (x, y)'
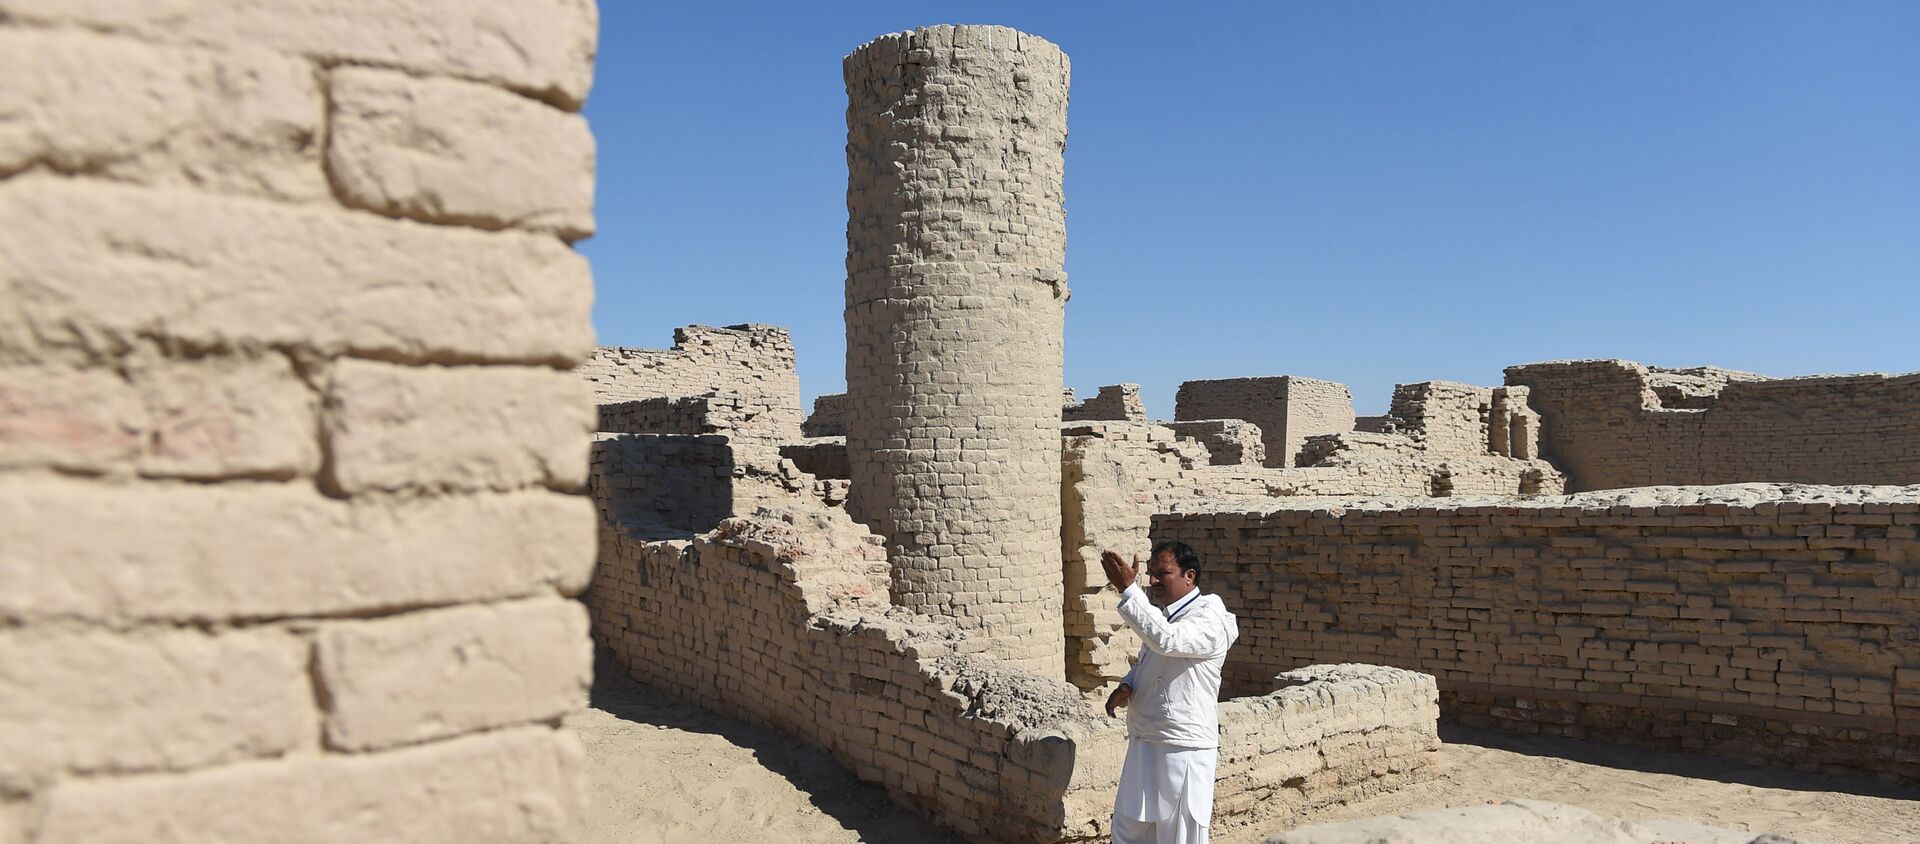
top-left (1112, 810), bottom-right (1208, 844)
top-left (1113, 740), bottom-right (1215, 844)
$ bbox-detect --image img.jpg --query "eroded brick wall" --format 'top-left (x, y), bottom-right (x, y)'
top-left (580, 324), bottom-right (804, 442)
top-left (801, 392), bottom-right (849, 437)
top-left (1175, 376), bottom-right (1354, 468)
top-left (587, 489), bottom-right (1442, 842)
top-left (1063, 384), bottom-right (1147, 422)
top-left (1165, 419), bottom-right (1267, 466)
top-left (0, 2), bottom-right (600, 840)
top-left (1157, 485), bottom-right (1920, 780)
top-left (1508, 360), bottom-right (1920, 491)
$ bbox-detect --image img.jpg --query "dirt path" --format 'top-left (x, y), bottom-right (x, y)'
top-left (573, 666), bottom-right (1920, 844)
top-left (570, 664), bottom-right (962, 844)
top-left (1225, 727), bottom-right (1920, 844)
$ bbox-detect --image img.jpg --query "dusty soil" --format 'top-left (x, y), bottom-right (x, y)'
top-left (572, 665), bottom-right (1920, 844)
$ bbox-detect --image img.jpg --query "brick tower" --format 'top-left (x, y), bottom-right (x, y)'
top-left (843, 25), bottom-right (1070, 675)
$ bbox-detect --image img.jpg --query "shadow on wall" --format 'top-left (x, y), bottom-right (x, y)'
top-left (591, 434), bottom-right (735, 539)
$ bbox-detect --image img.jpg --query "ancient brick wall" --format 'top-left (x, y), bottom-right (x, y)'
top-left (1157, 485), bottom-right (1920, 780)
top-left (0, 2), bottom-right (600, 839)
top-left (844, 25), bottom-right (1070, 674)
top-left (801, 392), bottom-right (848, 437)
top-left (1508, 360), bottom-right (1920, 491)
top-left (1389, 382), bottom-right (1490, 457)
top-left (1062, 424), bottom-right (1213, 689)
top-left (587, 489), bottom-right (1441, 843)
top-left (1388, 381), bottom-right (1540, 461)
top-left (579, 324), bottom-right (804, 442)
top-left (1063, 384), bottom-right (1147, 422)
top-left (781, 437), bottom-right (850, 481)
top-left (597, 394), bottom-right (795, 462)
top-left (1175, 376), bottom-right (1354, 468)
top-left (1165, 419), bottom-right (1267, 466)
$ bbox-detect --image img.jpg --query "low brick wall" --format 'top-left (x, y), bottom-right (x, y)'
top-left (590, 469), bottom-right (1441, 841)
top-left (1155, 485), bottom-right (1920, 781)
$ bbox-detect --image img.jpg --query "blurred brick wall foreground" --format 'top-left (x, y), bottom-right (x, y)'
top-left (0, 2), bottom-right (602, 840)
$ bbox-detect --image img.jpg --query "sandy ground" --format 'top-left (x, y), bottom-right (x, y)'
top-left (573, 663), bottom-right (1920, 844)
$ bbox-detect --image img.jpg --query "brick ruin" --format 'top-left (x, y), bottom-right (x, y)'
top-left (576, 22), bottom-right (1919, 842)
top-left (1510, 359), bottom-right (1920, 492)
top-left (584, 25), bottom-right (1444, 842)
top-left (7, 6), bottom-right (1914, 843)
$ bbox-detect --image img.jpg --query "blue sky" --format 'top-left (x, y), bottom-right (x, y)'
top-left (582, 2), bottom-right (1919, 417)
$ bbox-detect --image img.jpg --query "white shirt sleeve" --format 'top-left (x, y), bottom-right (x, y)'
top-left (1116, 584), bottom-right (1232, 659)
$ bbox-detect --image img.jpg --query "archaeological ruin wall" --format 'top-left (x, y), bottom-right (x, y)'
top-left (1509, 360), bottom-right (1920, 492)
top-left (581, 324), bottom-right (804, 442)
top-left (1176, 376), bottom-right (1355, 467)
top-left (1164, 419), bottom-right (1266, 466)
top-left (587, 483), bottom-right (1442, 843)
top-left (801, 391), bottom-right (849, 437)
top-left (1157, 485), bottom-right (1920, 781)
top-left (1, 2), bottom-right (601, 840)
top-left (843, 25), bottom-right (1071, 674)
top-left (1063, 384), bottom-right (1147, 422)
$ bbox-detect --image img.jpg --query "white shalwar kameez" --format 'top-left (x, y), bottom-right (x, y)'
top-left (1111, 584), bottom-right (1239, 844)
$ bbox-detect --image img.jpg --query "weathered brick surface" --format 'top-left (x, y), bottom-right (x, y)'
top-left (1165, 418), bottom-right (1266, 466)
top-left (0, 478), bottom-right (594, 625)
top-left (328, 67), bottom-right (595, 239)
top-left (0, 627), bottom-right (312, 791)
top-left (0, 28), bottom-right (327, 201)
top-left (1062, 424), bottom-right (1213, 689)
top-left (844, 26), bottom-right (1071, 674)
top-left (0, 178), bottom-right (594, 366)
top-left (579, 325), bottom-right (804, 446)
top-left (324, 360), bottom-right (593, 494)
top-left (1064, 384), bottom-right (1147, 422)
top-left (781, 436), bottom-right (851, 481)
top-left (1158, 484), bottom-right (1920, 780)
top-left (34, 726), bottom-right (584, 844)
top-left (1, 5), bottom-right (600, 840)
top-left (0, 0), bottom-right (599, 109)
top-left (1176, 376), bottom-right (1354, 468)
top-left (0, 353), bottom-right (318, 479)
top-left (1509, 360), bottom-right (1920, 491)
top-left (317, 597), bottom-right (591, 751)
top-left (801, 392), bottom-right (849, 437)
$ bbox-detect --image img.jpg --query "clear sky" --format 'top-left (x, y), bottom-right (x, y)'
top-left (582, 2), bottom-right (1919, 417)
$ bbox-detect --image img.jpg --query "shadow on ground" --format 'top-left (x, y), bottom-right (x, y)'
top-left (579, 648), bottom-right (964, 844)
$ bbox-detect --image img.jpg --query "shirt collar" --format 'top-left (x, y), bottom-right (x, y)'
top-left (1164, 590), bottom-right (1202, 621)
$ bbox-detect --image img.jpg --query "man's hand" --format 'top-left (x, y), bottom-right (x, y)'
top-left (1104, 682), bottom-right (1133, 718)
top-left (1099, 550), bottom-right (1139, 593)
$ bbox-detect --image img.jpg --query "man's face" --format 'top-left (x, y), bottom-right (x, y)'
top-left (1145, 551), bottom-right (1196, 606)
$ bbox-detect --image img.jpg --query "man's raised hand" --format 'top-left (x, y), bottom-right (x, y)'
top-left (1104, 682), bottom-right (1133, 718)
top-left (1099, 549), bottom-right (1139, 592)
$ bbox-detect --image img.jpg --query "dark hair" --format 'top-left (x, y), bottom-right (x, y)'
top-left (1149, 540), bottom-right (1201, 579)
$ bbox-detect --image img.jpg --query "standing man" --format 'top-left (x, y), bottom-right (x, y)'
top-left (1100, 541), bottom-right (1239, 844)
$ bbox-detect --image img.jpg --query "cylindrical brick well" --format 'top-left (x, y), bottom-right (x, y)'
top-left (843, 24), bottom-right (1070, 676)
